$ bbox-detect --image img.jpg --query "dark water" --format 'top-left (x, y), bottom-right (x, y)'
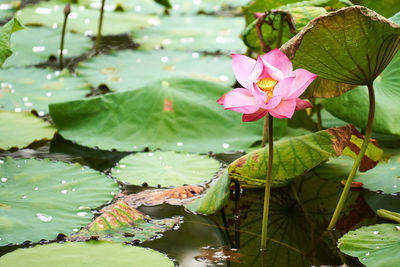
top-left (0, 134), bottom-right (380, 266)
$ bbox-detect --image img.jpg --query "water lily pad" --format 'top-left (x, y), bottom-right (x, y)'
top-left (339, 223), bottom-right (400, 267)
top-left (3, 26), bottom-right (92, 68)
top-left (68, 200), bottom-right (181, 242)
top-left (0, 18), bottom-right (23, 67)
top-left (0, 157), bottom-right (118, 245)
top-left (135, 15), bottom-right (246, 53)
top-left (0, 68), bottom-right (90, 114)
top-left (49, 77), bottom-right (264, 153)
top-left (323, 53), bottom-right (400, 136)
top-left (76, 50), bottom-right (233, 92)
top-left (281, 6), bottom-right (400, 85)
top-left (0, 111), bottom-right (56, 151)
top-left (16, 1), bottom-right (154, 36)
top-left (315, 149), bottom-right (400, 194)
top-left (112, 151), bottom-right (220, 187)
top-left (0, 1), bottom-right (20, 21)
top-left (0, 241), bottom-right (174, 266)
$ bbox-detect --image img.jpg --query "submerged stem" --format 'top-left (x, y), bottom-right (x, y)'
top-left (328, 83), bottom-right (375, 230)
top-left (261, 114), bottom-right (273, 250)
top-left (95, 0), bottom-right (106, 54)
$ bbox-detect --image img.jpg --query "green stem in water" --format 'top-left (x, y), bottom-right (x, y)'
top-left (95, 0), bottom-right (106, 54)
top-left (328, 83), bottom-right (375, 230)
top-left (59, 4), bottom-right (70, 70)
top-left (261, 114), bottom-right (273, 250)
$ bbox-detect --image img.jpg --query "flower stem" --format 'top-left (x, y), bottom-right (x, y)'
top-left (276, 13), bottom-right (285, 48)
top-left (255, 14), bottom-right (270, 53)
top-left (328, 83), bottom-right (375, 230)
top-left (261, 115), bottom-right (269, 147)
top-left (59, 4), bottom-right (70, 70)
top-left (95, 0), bottom-right (106, 54)
top-left (261, 113), bottom-right (273, 250)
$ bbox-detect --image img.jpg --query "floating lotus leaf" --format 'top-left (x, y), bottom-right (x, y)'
top-left (0, 241), bottom-right (174, 266)
top-left (68, 200), bottom-right (181, 242)
top-left (0, 157), bottom-right (118, 245)
top-left (281, 6), bottom-right (400, 85)
top-left (323, 53), bottom-right (400, 136)
top-left (315, 149), bottom-right (400, 194)
top-left (0, 111), bottom-right (56, 151)
top-left (339, 223), bottom-right (400, 267)
top-left (3, 26), bottom-right (92, 68)
top-left (0, 1), bottom-right (20, 21)
top-left (111, 151), bottom-right (221, 187)
top-left (229, 125), bottom-right (383, 188)
top-left (49, 78), bottom-right (264, 153)
top-left (0, 68), bottom-right (90, 114)
top-left (0, 18), bottom-right (23, 67)
top-left (16, 1), bottom-right (154, 36)
top-left (76, 50), bottom-right (234, 92)
top-left (135, 15), bottom-right (246, 53)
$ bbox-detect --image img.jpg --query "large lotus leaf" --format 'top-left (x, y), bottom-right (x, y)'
top-left (75, 0), bottom-right (247, 14)
top-left (49, 78), bottom-right (264, 153)
top-left (0, 157), bottom-right (118, 246)
top-left (15, 2), bottom-right (154, 36)
top-left (323, 52), bottom-right (400, 136)
top-left (76, 50), bottom-right (234, 92)
top-left (111, 151), bottom-right (221, 187)
top-left (184, 170), bottom-right (230, 215)
top-left (0, 68), bottom-right (90, 114)
top-left (0, 1), bottom-right (20, 21)
top-left (0, 18), bottom-right (23, 67)
top-left (314, 149), bottom-right (400, 194)
top-left (0, 111), bottom-right (56, 151)
top-left (339, 223), bottom-right (400, 267)
top-left (0, 241), bottom-right (174, 266)
top-left (229, 125), bottom-right (383, 188)
top-left (242, 5), bottom-right (327, 50)
top-left (281, 6), bottom-right (400, 85)
top-left (134, 15), bottom-right (246, 53)
top-left (3, 26), bottom-right (92, 68)
top-left (68, 200), bottom-right (181, 242)
top-left (353, 0), bottom-right (400, 18)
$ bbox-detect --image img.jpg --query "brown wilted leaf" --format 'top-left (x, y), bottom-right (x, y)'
top-left (118, 185), bottom-right (205, 208)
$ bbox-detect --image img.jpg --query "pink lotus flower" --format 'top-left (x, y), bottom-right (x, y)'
top-left (217, 49), bottom-right (317, 121)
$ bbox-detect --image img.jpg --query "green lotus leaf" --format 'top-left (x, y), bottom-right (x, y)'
top-left (0, 1), bottom-right (20, 21)
top-left (353, 0), bottom-right (400, 18)
top-left (281, 6), bottom-right (400, 85)
top-left (3, 26), bottom-right (92, 68)
top-left (339, 223), bottom-right (400, 267)
top-left (229, 125), bottom-right (382, 188)
top-left (323, 52), bottom-right (400, 136)
top-left (0, 18), bottom-right (23, 67)
top-left (0, 157), bottom-right (118, 245)
top-left (0, 241), bottom-right (174, 266)
top-left (76, 50), bottom-right (234, 92)
top-left (0, 68), bottom-right (90, 114)
top-left (134, 14), bottom-right (246, 53)
top-left (111, 151), bottom-right (221, 187)
top-left (49, 78), bottom-right (264, 153)
top-left (184, 170), bottom-right (230, 215)
top-left (314, 149), bottom-right (400, 194)
top-left (0, 111), bottom-right (56, 151)
top-left (16, 1), bottom-right (154, 36)
top-left (68, 200), bottom-right (181, 242)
